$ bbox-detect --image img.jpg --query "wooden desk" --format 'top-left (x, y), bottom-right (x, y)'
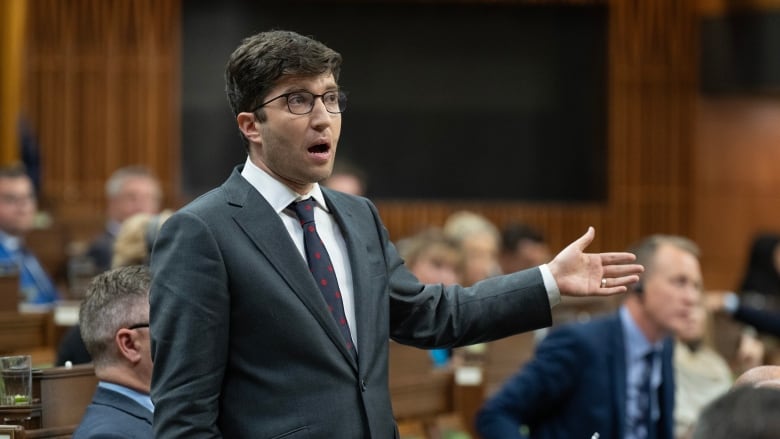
top-left (0, 364), bottom-right (96, 433)
top-left (34, 365), bottom-right (97, 429)
top-left (0, 313), bottom-right (54, 356)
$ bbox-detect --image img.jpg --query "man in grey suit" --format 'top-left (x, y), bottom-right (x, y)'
top-left (149, 30), bottom-right (643, 438)
top-left (73, 265), bottom-right (154, 439)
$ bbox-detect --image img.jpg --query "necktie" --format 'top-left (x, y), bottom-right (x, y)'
top-left (632, 350), bottom-right (656, 439)
top-left (290, 199), bottom-right (355, 356)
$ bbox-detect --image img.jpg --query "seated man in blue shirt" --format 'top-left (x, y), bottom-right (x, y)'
top-left (477, 235), bottom-right (703, 439)
top-left (0, 165), bottom-right (58, 305)
top-left (73, 265), bottom-right (153, 439)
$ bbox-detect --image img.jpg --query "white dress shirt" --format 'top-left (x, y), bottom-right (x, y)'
top-left (241, 158), bottom-right (357, 348)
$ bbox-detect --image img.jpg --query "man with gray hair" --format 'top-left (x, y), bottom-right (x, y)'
top-left (86, 166), bottom-right (162, 273)
top-left (73, 265), bottom-right (153, 439)
top-left (478, 235), bottom-right (702, 439)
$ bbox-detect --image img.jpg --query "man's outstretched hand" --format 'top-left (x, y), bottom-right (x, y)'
top-left (548, 227), bottom-right (643, 297)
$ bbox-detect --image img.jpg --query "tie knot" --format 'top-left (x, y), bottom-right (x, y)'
top-left (291, 198), bottom-right (317, 225)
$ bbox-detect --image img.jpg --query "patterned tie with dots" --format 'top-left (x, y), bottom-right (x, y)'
top-left (291, 198), bottom-right (356, 357)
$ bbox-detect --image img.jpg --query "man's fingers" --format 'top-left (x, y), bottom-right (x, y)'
top-left (596, 286), bottom-right (629, 296)
top-left (599, 252), bottom-right (637, 264)
top-left (599, 275), bottom-right (640, 289)
top-left (602, 263), bottom-right (644, 278)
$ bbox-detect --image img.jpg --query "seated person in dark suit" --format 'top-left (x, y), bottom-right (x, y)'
top-left (0, 165), bottom-right (59, 306)
top-left (72, 265), bottom-right (153, 439)
top-left (85, 166), bottom-right (162, 274)
top-left (57, 211), bottom-right (171, 366)
top-left (477, 235), bottom-right (703, 439)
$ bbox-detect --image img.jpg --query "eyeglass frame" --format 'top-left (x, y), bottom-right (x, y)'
top-left (125, 322), bottom-right (150, 330)
top-left (251, 89), bottom-right (347, 115)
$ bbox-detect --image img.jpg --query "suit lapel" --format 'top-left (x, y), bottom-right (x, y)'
top-left (225, 170), bottom-right (358, 370)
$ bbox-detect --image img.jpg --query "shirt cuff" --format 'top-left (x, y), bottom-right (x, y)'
top-left (539, 263), bottom-right (561, 308)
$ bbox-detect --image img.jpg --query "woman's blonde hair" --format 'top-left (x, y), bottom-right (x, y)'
top-left (111, 209), bottom-right (173, 268)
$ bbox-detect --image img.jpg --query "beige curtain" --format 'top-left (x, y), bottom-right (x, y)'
top-left (0, 0), bottom-right (26, 165)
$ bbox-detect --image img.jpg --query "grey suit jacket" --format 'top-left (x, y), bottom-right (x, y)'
top-left (72, 386), bottom-right (153, 439)
top-left (149, 166), bottom-right (553, 439)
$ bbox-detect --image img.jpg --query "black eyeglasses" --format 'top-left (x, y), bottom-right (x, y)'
top-left (252, 90), bottom-right (347, 115)
top-left (126, 323), bottom-right (150, 330)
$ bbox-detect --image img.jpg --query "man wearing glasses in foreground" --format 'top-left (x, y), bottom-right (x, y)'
top-left (73, 266), bottom-right (153, 439)
top-left (149, 30), bottom-right (643, 438)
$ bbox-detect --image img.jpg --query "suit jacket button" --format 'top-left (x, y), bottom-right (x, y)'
top-left (360, 379), bottom-right (367, 392)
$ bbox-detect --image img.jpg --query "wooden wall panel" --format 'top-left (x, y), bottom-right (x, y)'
top-left (693, 97), bottom-right (780, 290)
top-left (23, 0), bottom-right (181, 230)
top-left (26, 0), bottom-right (753, 287)
top-left (0, 0), bottom-right (26, 165)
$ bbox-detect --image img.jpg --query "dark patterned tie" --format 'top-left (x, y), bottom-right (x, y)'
top-left (291, 199), bottom-right (356, 357)
top-left (632, 350), bottom-right (655, 439)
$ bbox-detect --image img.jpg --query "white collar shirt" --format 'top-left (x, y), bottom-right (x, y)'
top-left (241, 157), bottom-right (357, 350)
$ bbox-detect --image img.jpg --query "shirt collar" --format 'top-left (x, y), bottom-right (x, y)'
top-left (240, 157), bottom-right (330, 213)
top-left (619, 306), bottom-right (662, 361)
top-left (98, 381), bottom-right (154, 413)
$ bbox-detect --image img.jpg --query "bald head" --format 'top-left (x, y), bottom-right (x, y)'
top-left (734, 365), bottom-right (780, 388)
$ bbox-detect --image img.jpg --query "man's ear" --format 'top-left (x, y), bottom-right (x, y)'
top-left (237, 112), bottom-right (262, 144)
top-left (115, 328), bottom-right (143, 363)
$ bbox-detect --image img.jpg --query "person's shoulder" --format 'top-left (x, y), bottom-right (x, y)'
top-left (74, 404), bottom-right (150, 438)
top-left (545, 313), bottom-right (619, 343)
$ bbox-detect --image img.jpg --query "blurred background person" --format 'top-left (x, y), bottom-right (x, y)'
top-left (443, 210), bottom-right (501, 287)
top-left (85, 166), bottom-right (162, 274)
top-left (690, 386), bottom-right (780, 439)
top-left (73, 265), bottom-right (153, 439)
top-left (397, 227), bottom-right (463, 287)
top-left (0, 164), bottom-right (59, 306)
top-left (738, 233), bottom-right (780, 309)
top-left (673, 301), bottom-right (742, 439)
top-left (477, 234), bottom-right (702, 439)
top-left (112, 210), bottom-right (174, 268)
top-left (397, 227), bottom-right (464, 367)
top-left (705, 233), bottom-right (780, 364)
top-left (56, 210), bottom-right (172, 366)
top-left (499, 222), bottom-right (552, 274)
top-left (321, 159), bottom-right (367, 197)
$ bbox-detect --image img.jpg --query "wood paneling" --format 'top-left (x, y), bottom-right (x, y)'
top-left (23, 0), bottom-right (181, 223)
top-left (0, 0), bottom-right (26, 165)
top-left (693, 97), bottom-right (780, 290)
top-left (23, 0), bottom-right (779, 292)
top-left (378, 0), bottom-right (699, 258)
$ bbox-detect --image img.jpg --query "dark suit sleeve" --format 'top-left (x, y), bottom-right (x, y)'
top-left (476, 326), bottom-right (588, 439)
top-left (364, 198), bottom-right (552, 348)
top-left (149, 211), bottom-right (230, 438)
top-left (734, 305), bottom-right (780, 337)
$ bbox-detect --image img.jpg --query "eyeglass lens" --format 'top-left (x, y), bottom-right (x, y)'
top-left (287, 91), bottom-right (346, 115)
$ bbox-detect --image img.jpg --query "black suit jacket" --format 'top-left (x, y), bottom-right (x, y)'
top-left (150, 166), bottom-right (553, 438)
top-left (85, 228), bottom-right (115, 273)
